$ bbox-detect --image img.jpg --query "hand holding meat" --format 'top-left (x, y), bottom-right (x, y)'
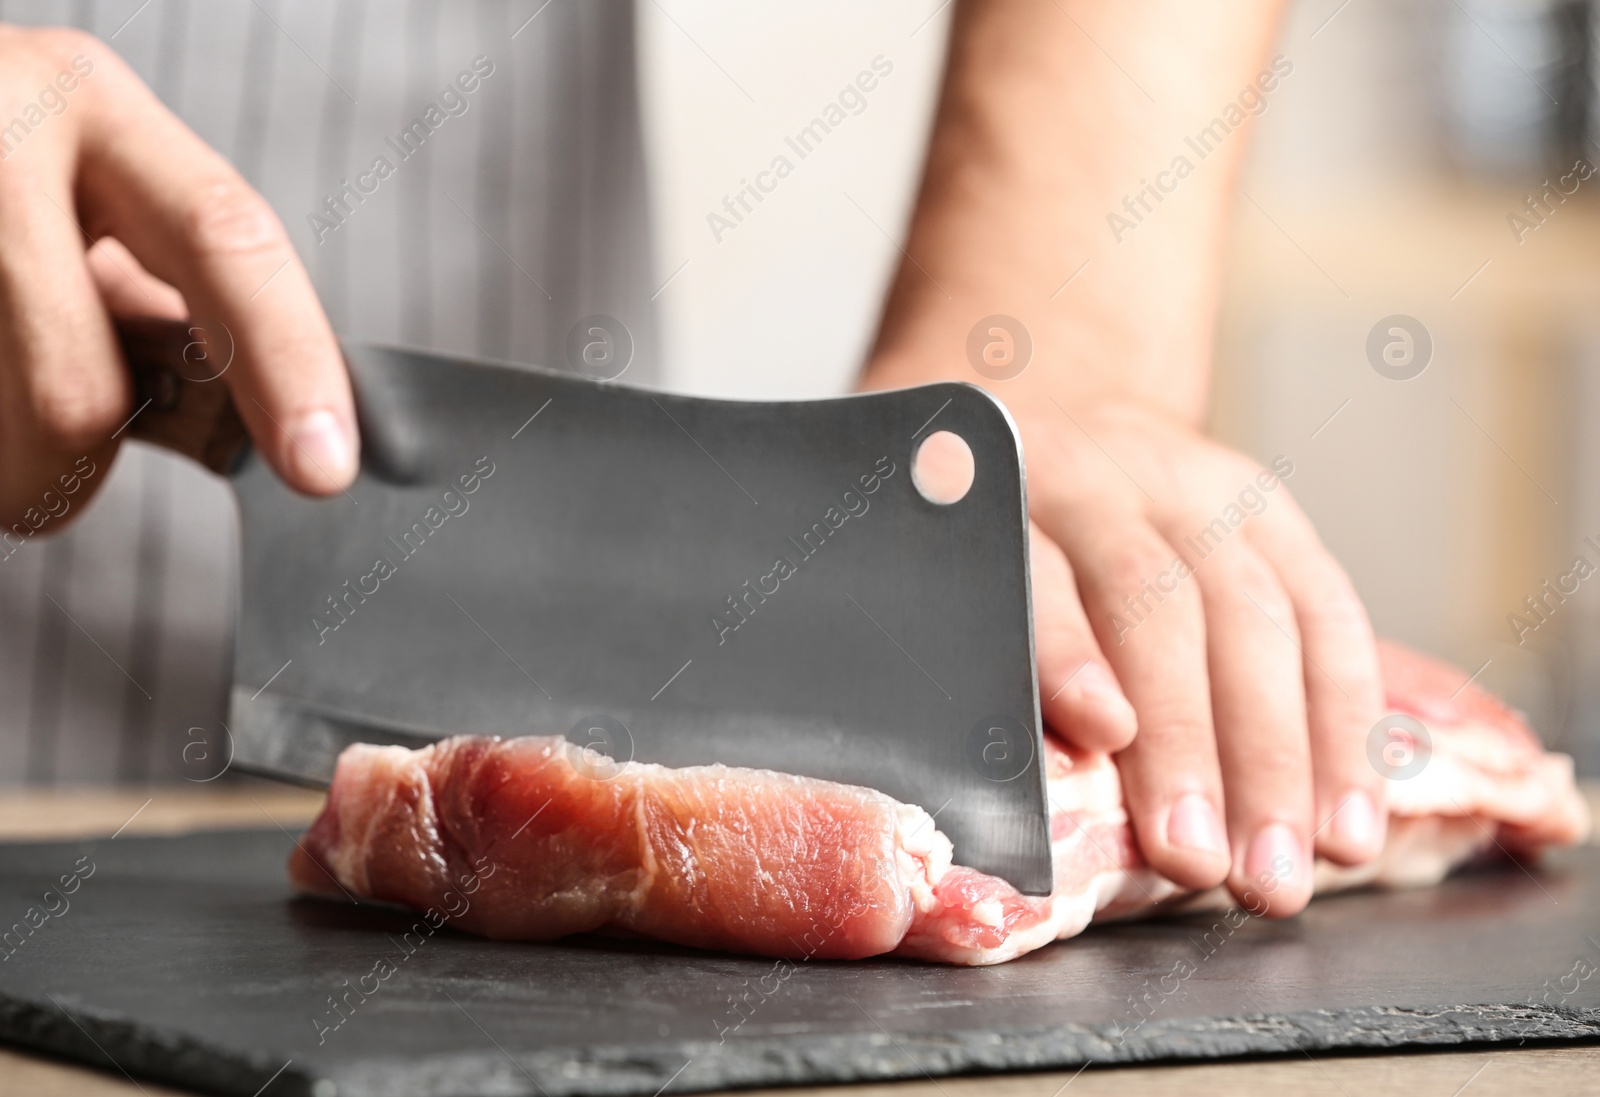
top-left (854, 5), bottom-right (1384, 915)
top-left (1014, 398), bottom-right (1388, 920)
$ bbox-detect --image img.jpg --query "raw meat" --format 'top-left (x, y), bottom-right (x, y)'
top-left (292, 735), bottom-right (939, 959)
top-left (290, 640), bottom-right (1589, 965)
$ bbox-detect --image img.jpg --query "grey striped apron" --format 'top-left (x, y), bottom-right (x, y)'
top-left (0, 0), bottom-right (658, 782)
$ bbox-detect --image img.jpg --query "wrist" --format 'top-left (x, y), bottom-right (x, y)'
top-left (859, 310), bottom-right (1213, 427)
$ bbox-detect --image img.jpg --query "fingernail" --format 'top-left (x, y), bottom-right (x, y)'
top-left (1330, 789), bottom-right (1380, 851)
top-left (288, 409), bottom-right (354, 486)
top-left (1245, 822), bottom-right (1304, 884)
top-left (1166, 793), bottom-right (1228, 857)
top-left (1073, 662), bottom-right (1136, 724)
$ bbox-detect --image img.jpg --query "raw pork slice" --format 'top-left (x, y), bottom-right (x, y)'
top-left (290, 640), bottom-right (1589, 965)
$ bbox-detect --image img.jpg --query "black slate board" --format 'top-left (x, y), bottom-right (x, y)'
top-left (2, 828), bottom-right (1600, 1097)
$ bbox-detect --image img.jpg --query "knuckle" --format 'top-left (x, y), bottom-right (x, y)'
top-left (38, 25), bottom-right (99, 62)
top-left (4, 25), bottom-right (96, 79)
top-left (1232, 735), bottom-right (1308, 778)
top-left (1035, 611), bottom-right (1094, 657)
top-left (1213, 548), bottom-right (1295, 629)
top-left (1311, 664), bottom-right (1384, 743)
top-left (1217, 452), bottom-right (1265, 486)
top-left (25, 24), bottom-right (83, 50)
top-left (1096, 534), bottom-right (1185, 601)
top-left (1089, 527), bottom-right (1204, 650)
top-left (0, 27), bottom-right (110, 162)
top-left (28, 372), bottom-right (127, 449)
top-left (1129, 702), bottom-right (1212, 746)
top-left (183, 179), bottom-right (287, 262)
top-left (1299, 562), bottom-right (1370, 638)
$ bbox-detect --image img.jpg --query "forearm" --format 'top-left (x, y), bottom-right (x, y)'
top-left (861, 0), bottom-right (1285, 426)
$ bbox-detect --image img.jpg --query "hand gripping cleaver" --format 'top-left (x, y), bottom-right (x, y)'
top-left (118, 316), bottom-right (1052, 894)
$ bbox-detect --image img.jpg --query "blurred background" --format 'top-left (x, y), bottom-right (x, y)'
top-left (5, 0), bottom-right (1600, 781)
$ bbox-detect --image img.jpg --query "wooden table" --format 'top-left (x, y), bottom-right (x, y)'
top-left (2, 783), bottom-right (1596, 1097)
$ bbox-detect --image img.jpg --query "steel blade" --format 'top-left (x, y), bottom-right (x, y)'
top-left (227, 343), bottom-right (1052, 893)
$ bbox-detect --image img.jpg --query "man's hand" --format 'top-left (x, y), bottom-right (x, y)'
top-left (870, 377), bottom-right (1388, 917)
top-left (862, 0), bottom-right (1385, 914)
top-left (1018, 396), bottom-right (1384, 913)
top-left (0, 25), bottom-right (356, 530)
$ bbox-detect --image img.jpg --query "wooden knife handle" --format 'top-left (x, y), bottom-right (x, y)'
top-left (116, 315), bottom-right (250, 475)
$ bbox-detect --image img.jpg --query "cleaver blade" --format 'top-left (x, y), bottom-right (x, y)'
top-left (120, 317), bottom-right (1053, 894)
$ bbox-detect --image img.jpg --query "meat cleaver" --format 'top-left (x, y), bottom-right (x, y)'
top-left (117, 316), bottom-right (1052, 894)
